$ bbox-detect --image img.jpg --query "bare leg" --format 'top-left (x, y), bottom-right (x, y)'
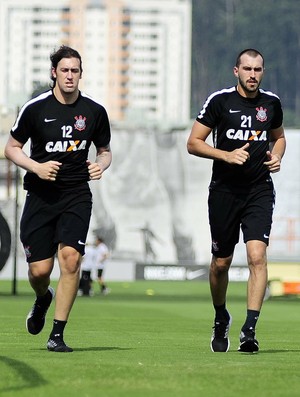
top-left (26, 258), bottom-right (55, 336)
top-left (238, 240), bottom-right (267, 353)
top-left (55, 244), bottom-right (81, 321)
top-left (98, 276), bottom-right (106, 291)
top-left (246, 240), bottom-right (268, 311)
top-left (209, 255), bottom-right (233, 352)
top-left (28, 258), bottom-right (54, 296)
top-left (209, 255), bottom-right (233, 306)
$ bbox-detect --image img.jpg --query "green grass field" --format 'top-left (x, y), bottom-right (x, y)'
top-left (0, 280), bottom-right (300, 397)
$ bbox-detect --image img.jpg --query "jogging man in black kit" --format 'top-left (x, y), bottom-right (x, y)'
top-left (187, 49), bottom-right (286, 353)
top-left (5, 46), bottom-right (112, 352)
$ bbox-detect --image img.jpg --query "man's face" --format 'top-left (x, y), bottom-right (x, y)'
top-left (233, 54), bottom-right (264, 96)
top-left (52, 57), bottom-right (82, 94)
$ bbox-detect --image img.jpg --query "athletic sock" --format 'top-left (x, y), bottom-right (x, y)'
top-left (36, 289), bottom-right (52, 305)
top-left (241, 309), bottom-right (260, 331)
top-left (214, 303), bottom-right (230, 322)
top-left (49, 319), bottom-right (67, 340)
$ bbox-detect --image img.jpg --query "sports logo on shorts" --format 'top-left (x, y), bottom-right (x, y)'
top-left (74, 115), bottom-right (87, 131)
top-left (212, 240), bottom-right (219, 252)
top-left (24, 245), bottom-right (32, 258)
top-left (256, 107), bottom-right (267, 122)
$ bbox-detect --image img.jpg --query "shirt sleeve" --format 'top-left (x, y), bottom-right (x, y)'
top-left (196, 94), bottom-right (222, 129)
top-left (10, 104), bottom-right (33, 144)
top-left (271, 98), bottom-right (283, 129)
top-left (92, 107), bottom-right (111, 148)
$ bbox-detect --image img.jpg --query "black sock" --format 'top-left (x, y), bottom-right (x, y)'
top-left (214, 303), bottom-right (230, 322)
top-left (36, 289), bottom-right (51, 305)
top-left (242, 310), bottom-right (260, 331)
top-left (50, 319), bottom-right (67, 340)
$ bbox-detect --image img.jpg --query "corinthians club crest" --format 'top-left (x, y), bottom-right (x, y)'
top-left (256, 107), bottom-right (267, 122)
top-left (74, 115), bottom-right (87, 131)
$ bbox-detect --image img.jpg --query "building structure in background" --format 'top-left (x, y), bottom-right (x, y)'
top-left (0, 0), bottom-right (191, 124)
top-left (1, 0), bottom-right (299, 273)
top-left (0, 0), bottom-right (195, 268)
top-left (0, 0), bottom-right (69, 110)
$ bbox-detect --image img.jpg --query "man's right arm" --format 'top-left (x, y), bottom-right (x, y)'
top-left (5, 135), bottom-right (61, 181)
top-left (187, 121), bottom-right (250, 165)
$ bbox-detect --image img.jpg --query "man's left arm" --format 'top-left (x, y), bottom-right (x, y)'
top-left (264, 126), bottom-right (286, 173)
top-left (87, 144), bottom-right (112, 180)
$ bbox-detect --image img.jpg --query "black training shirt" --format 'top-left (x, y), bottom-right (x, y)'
top-left (11, 90), bottom-right (111, 191)
top-left (196, 86), bottom-right (283, 191)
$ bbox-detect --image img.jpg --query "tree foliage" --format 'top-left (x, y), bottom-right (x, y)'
top-left (191, 0), bottom-right (300, 126)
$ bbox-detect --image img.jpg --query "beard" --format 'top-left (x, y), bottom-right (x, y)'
top-left (238, 77), bottom-right (261, 94)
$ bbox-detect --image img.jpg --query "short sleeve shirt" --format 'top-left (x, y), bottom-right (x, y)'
top-left (196, 86), bottom-right (283, 190)
top-left (11, 90), bottom-right (111, 191)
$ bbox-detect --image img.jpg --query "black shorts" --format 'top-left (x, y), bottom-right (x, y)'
top-left (20, 186), bottom-right (92, 263)
top-left (208, 181), bottom-right (275, 258)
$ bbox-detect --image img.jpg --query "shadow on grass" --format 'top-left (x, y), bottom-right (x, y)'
top-left (229, 349), bottom-right (300, 355)
top-left (0, 355), bottom-right (47, 392)
top-left (33, 346), bottom-right (134, 352)
top-left (259, 349), bottom-right (300, 354)
top-left (74, 346), bottom-right (134, 352)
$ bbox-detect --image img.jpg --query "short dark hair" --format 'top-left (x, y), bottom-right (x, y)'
top-left (50, 45), bottom-right (83, 86)
top-left (235, 48), bottom-right (264, 68)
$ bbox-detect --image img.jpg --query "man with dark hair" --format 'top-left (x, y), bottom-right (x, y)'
top-left (187, 48), bottom-right (286, 353)
top-left (5, 45), bottom-right (112, 352)
top-left (50, 45), bottom-right (83, 85)
top-left (235, 48), bottom-right (264, 68)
